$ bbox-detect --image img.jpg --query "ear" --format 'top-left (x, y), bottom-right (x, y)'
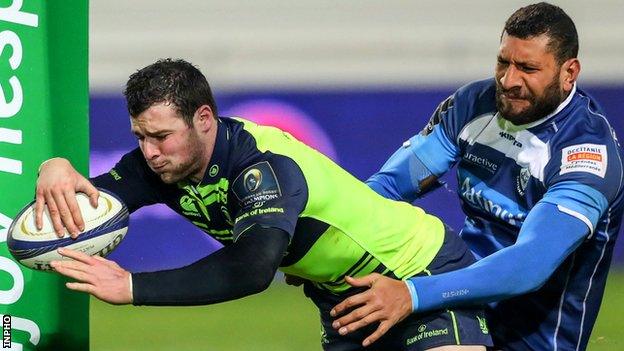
top-left (193, 105), bottom-right (215, 133)
top-left (560, 58), bottom-right (581, 92)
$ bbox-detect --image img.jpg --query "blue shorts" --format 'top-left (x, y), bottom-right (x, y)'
top-left (304, 227), bottom-right (494, 350)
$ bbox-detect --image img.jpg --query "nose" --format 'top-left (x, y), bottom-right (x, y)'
top-left (141, 138), bottom-right (160, 160)
top-left (499, 65), bottom-right (522, 91)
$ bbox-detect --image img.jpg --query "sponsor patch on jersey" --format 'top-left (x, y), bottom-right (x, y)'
top-left (560, 143), bottom-right (607, 178)
top-left (232, 161), bottom-right (282, 207)
top-left (463, 152), bottom-right (499, 173)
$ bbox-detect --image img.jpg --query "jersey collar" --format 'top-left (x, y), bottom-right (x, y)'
top-left (201, 117), bottom-right (230, 184)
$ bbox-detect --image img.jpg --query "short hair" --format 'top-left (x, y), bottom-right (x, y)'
top-left (124, 58), bottom-right (218, 126)
top-left (503, 2), bottom-right (578, 63)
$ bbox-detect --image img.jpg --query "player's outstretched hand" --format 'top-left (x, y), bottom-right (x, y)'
top-left (330, 273), bottom-right (412, 347)
top-left (50, 248), bottom-right (132, 305)
top-left (35, 158), bottom-right (99, 238)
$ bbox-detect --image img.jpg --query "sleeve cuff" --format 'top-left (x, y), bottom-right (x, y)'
top-left (129, 273), bottom-right (134, 303)
top-left (556, 205), bottom-right (594, 236)
top-left (405, 279), bottom-right (419, 312)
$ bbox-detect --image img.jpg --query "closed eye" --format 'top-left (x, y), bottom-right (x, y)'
top-left (154, 134), bottom-right (170, 141)
top-left (520, 65), bottom-right (538, 73)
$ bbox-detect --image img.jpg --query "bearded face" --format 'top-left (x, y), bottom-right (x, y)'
top-left (495, 69), bottom-right (564, 125)
top-left (494, 33), bottom-right (569, 125)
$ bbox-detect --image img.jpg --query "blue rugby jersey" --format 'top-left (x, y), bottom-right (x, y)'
top-left (369, 78), bottom-right (624, 350)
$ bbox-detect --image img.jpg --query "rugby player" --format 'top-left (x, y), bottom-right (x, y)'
top-left (36, 59), bottom-right (491, 350)
top-left (330, 3), bottom-right (624, 350)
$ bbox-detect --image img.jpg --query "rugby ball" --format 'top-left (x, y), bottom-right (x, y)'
top-left (7, 188), bottom-right (129, 271)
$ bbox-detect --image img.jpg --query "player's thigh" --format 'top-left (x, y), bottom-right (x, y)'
top-left (426, 345), bottom-right (486, 351)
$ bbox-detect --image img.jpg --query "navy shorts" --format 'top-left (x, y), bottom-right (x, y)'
top-left (304, 227), bottom-right (494, 350)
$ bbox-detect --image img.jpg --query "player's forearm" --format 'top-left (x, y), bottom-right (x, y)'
top-left (407, 202), bottom-right (589, 312)
top-left (366, 146), bottom-right (438, 201)
top-left (131, 226), bottom-right (289, 306)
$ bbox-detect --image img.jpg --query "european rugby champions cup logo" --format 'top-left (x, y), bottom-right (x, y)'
top-left (244, 168), bottom-right (263, 192)
top-left (232, 161), bottom-right (282, 210)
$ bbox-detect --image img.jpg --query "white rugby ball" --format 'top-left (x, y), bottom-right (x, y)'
top-left (7, 188), bottom-right (129, 271)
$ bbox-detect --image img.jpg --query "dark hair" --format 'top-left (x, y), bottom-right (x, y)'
top-left (503, 2), bottom-right (578, 63)
top-left (124, 58), bottom-right (218, 126)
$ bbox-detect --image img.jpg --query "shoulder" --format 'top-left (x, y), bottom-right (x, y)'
top-left (456, 78), bottom-right (497, 99)
top-left (228, 117), bottom-right (291, 148)
top-left (453, 78), bottom-right (497, 110)
top-left (544, 91), bottom-right (624, 197)
top-left (425, 78), bottom-right (497, 139)
top-left (551, 90), bottom-right (620, 150)
top-left (230, 154), bottom-right (307, 209)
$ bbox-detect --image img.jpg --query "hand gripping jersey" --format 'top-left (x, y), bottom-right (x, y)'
top-left (92, 117), bottom-right (445, 294)
top-left (377, 78), bottom-right (623, 350)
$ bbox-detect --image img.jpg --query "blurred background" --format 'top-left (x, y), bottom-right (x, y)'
top-left (88, 1), bottom-right (624, 350)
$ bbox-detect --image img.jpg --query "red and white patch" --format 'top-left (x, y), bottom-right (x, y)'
top-left (560, 143), bottom-right (607, 178)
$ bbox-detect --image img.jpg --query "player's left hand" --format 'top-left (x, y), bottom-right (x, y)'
top-left (50, 248), bottom-right (133, 305)
top-left (330, 273), bottom-right (412, 347)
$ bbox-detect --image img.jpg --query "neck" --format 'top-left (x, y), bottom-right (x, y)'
top-left (189, 121), bottom-right (218, 184)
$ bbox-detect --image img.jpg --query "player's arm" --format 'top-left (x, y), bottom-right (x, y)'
top-left (53, 155), bottom-right (305, 305)
top-left (133, 155), bottom-right (307, 305)
top-left (404, 200), bottom-right (590, 310)
top-left (49, 224), bottom-right (289, 305)
top-left (366, 145), bottom-right (440, 201)
top-left (131, 224), bottom-right (289, 305)
top-left (367, 95), bottom-right (461, 201)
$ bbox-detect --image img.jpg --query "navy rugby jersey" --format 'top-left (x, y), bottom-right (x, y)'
top-left (369, 78), bottom-right (624, 350)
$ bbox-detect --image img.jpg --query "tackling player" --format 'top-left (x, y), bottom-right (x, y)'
top-left (35, 59), bottom-right (491, 350)
top-left (330, 3), bottom-right (624, 350)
